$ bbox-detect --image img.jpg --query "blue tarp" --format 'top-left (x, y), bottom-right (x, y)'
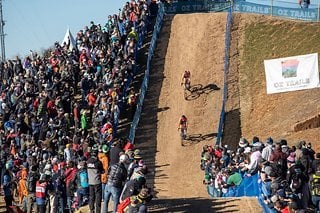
top-left (221, 173), bottom-right (274, 212)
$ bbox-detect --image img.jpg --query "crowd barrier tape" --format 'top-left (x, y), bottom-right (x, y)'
top-left (129, 3), bottom-right (165, 144)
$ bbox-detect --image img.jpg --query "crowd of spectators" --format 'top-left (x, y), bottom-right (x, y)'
top-left (0, 0), bottom-right (155, 213)
top-left (201, 137), bottom-right (320, 212)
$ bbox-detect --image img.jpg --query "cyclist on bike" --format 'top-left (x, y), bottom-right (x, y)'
top-left (181, 70), bottom-right (191, 91)
top-left (178, 115), bottom-right (188, 142)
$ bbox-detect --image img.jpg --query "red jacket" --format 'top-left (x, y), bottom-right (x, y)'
top-left (64, 167), bottom-right (77, 187)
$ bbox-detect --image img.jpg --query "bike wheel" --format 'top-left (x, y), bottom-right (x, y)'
top-left (184, 89), bottom-right (188, 100)
top-left (180, 130), bottom-right (184, 146)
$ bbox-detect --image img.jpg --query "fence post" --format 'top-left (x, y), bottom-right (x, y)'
top-left (271, 0), bottom-right (273, 17)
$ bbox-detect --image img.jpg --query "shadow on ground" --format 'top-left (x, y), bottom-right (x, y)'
top-left (181, 132), bottom-right (217, 146)
top-left (116, 16), bottom-right (158, 137)
top-left (221, 109), bottom-right (241, 150)
top-left (148, 197), bottom-right (243, 213)
top-left (185, 83), bottom-right (220, 101)
top-left (133, 15), bottom-right (174, 197)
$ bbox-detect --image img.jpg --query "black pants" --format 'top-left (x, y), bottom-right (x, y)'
top-left (89, 184), bottom-right (102, 213)
top-left (4, 195), bottom-right (13, 208)
top-left (38, 204), bottom-right (46, 213)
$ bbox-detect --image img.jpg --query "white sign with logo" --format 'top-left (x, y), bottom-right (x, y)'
top-left (264, 53), bottom-right (319, 94)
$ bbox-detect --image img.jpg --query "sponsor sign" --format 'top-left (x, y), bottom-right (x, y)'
top-left (264, 53), bottom-right (319, 94)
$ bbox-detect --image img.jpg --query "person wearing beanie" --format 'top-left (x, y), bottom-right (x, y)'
top-left (103, 154), bottom-right (128, 213)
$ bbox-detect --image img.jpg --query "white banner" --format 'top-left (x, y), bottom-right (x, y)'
top-left (264, 53), bottom-right (320, 94)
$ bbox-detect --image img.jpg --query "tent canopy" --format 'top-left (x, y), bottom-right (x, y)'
top-left (61, 28), bottom-right (77, 52)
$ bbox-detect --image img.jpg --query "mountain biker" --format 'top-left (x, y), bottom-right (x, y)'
top-left (178, 115), bottom-right (188, 142)
top-left (181, 70), bottom-right (191, 91)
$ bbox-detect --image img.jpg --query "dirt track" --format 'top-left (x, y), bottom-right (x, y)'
top-left (133, 13), bottom-right (262, 212)
top-left (152, 13), bottom-right (225, 199)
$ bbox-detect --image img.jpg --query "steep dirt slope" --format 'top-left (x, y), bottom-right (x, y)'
top-left (132, 13), bottom-right (261, 212)
top-left (153, 13), bottom-right (225, 199)
top-left (232, 14), bottom-right (320, 149)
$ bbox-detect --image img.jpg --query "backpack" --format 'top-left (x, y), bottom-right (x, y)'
top-left (79, 170), bottom-right (89, 188)
top-left (117, 197), bottom-right (131, 213)
top-left (311, 174), bottom-right (320, 196)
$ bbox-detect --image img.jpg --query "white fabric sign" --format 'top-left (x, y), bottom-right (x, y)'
top-left (264, 53), bottom-right (319, 94)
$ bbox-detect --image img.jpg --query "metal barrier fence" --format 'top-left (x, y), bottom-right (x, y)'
top-left (113, 16), bottom-right (149, 137)
top-left (129, 3), bottom-right (165, 144)
top-left (216, 5), bottom-right (233, 146)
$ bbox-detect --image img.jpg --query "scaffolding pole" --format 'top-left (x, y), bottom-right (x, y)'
top-left (0, 0), bottom-right (6, 62)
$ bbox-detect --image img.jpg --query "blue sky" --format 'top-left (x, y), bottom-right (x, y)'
top-left (4, 0), bottom-right (128, 59)
top-left (4, 0), bottom-right (320, 59)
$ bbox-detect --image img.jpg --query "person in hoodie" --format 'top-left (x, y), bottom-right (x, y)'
top-left (64, 160), bottom-right (77, 211)
top-left (87, 146), bottom-right (104, 213)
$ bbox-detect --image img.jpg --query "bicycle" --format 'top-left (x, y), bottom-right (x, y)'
top-left (178, 127), bottom-right (187, 146)
top-left (181, 79), bottom-right (191, 100)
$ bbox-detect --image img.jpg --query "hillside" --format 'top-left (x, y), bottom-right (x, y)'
top-left (223, 13), bottom-right (320, 150)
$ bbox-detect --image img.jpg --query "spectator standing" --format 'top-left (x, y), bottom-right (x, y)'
top-left (311, 165), bottom-right (320, 212)
top-left (72, 160), bottom-right (89, 208)
top-left (262, 137), bottom-right (273, 161)
top-left (87, 148), bottom-right (104, 213)
top-left (120, 176), bottom-right (146, 202)
top-left (51, 168), bottom-right (65, 213)
top-left (109, 138), bottom-right (126, 166)
top-left (3, 162), bottom-right (14, 211)
top-left (103, 154), bottom-right (128, 213)
top-left (26, 165), bottom-right (39, 213)
top-left (17, 166), bottom-right (28, 211)
top-left (98, 145), bottom-right (109, 202)
top-left (64, 160), bottom-right (78, 211)
top-left (35, 175), bottom-right (48, 213)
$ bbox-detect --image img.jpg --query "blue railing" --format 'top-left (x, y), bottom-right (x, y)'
top-left (113, 15), bottom-right (150, 137)
top-left (216, 5), bottom-right (233, 146)
top-left (128, 3), bottom-right (165, 144)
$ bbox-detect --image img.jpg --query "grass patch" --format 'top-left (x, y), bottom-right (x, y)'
top-left (240, 19), bottom-right (320, 97)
